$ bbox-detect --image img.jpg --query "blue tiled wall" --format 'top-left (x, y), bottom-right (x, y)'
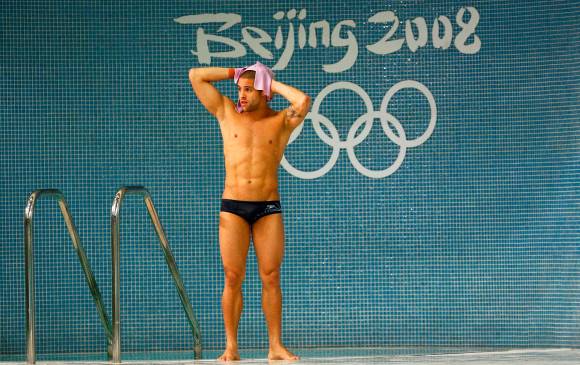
top-left (1, 0), bottom-right (579, 357)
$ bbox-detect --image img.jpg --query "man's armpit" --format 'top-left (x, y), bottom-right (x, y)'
top-left (286, 105), bottom-right (302, 119)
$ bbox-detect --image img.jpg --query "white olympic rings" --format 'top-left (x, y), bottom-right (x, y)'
top-left (281, 80), bottom-right (437, 179)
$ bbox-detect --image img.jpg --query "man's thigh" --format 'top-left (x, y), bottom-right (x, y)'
top-left (219, 212), bottom-right (251, 273)
top-left (252, 214), bottom-right (285, 272)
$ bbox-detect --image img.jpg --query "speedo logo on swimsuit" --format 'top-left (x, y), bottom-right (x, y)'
top-left (265, 204), bottom-right (279, 211)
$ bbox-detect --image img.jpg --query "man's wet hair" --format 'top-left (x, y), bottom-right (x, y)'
top-left (239, 70), bottom-right (256, 80)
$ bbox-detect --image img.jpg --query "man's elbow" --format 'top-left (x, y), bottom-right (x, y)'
top-left (188, 68), bottom-right (201, 83)
top-left (300, 94), bottom-right (311, 114)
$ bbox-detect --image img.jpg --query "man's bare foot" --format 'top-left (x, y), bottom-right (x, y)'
top-left (268, 345), bottom-right (299, 361)
top-left (218, 347), bottom-right (240, 362)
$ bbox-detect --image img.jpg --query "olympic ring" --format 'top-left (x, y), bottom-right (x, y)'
top-left (281, 80), bottom-right (437, 179)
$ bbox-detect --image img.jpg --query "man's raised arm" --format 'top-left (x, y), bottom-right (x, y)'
top-left (188, 67), bottom-right (235, 119)
top-left (271, 79), bottom-right (311, 130)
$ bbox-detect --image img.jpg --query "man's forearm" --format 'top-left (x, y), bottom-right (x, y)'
top-left (271, 79), bottom-right (310, 110)
top-left (189, 67), bottom-right (235, 83)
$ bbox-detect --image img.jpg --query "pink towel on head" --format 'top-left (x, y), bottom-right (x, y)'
top-left (234, 61), bottom-right (274, 112)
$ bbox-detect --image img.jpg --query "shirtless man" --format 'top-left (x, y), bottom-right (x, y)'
top-left (188, 63), bottom-right (310, 361)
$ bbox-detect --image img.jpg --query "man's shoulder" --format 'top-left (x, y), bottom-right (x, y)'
top-left (217, 99), bottom-right (239, 121)
top-left (269, 108), bottom-right (284, 118)
top-left (265, 109), bottom-right (288, 126)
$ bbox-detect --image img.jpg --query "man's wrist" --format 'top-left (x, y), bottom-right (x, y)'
top-left (228, 68), bottom-right (235, 79)
top-left (270, 79), bottom-right (279, 93)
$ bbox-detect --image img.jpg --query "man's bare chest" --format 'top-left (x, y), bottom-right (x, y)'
top-left (220, 119), bottom-right (285, 147)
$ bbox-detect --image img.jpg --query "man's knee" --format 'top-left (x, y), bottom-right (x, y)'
top-left (224, 268), bottom-right (245, 289)
top-left (259, 269), bottom-right (280, 289)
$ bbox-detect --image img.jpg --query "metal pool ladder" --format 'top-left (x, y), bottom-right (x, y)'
top-left (24, 189), bottom-right (113, 364)
top-left (111, 186), bottom-right (202, 362)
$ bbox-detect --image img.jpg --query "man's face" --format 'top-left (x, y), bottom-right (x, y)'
top-left (237, 78), bottom-right (264, 112)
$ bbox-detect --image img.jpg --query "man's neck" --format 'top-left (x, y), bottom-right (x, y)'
top-left (240, 105), bottom-right (274, 120)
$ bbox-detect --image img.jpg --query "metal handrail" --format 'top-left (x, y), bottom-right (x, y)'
top-left (111, 186), bottom-right (202, 363)
top-left (24, 189), bottom-right (113, 364)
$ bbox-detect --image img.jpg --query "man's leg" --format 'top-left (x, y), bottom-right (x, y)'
top-left (218, 212), bottom-right (250, 361)
top-left (252, 214), bottom-right (298, 360)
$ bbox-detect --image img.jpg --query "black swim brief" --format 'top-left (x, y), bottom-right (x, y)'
top-left (220, 199), bottom-right (282, 225)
